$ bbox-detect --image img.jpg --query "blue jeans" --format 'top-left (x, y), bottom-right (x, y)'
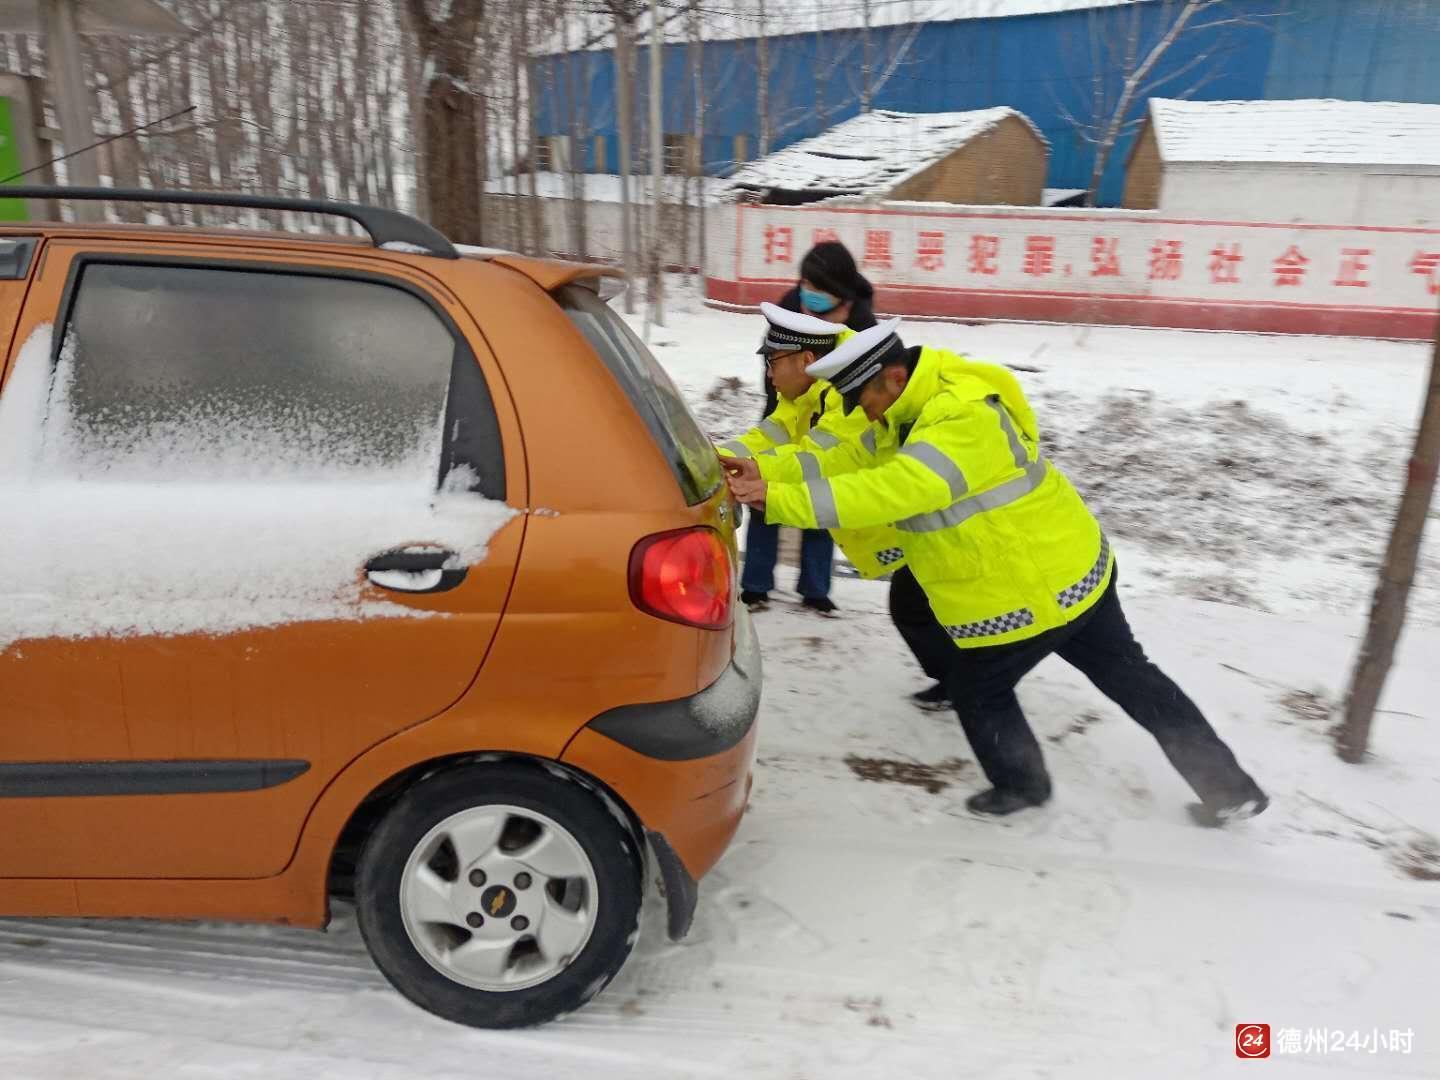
top-left (741, 511), bottom-right (834, 600)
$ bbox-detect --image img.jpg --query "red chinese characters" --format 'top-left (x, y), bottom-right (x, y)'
top-left (1408, 251), bottom-right (1440, 295)
top-left (1023, 236), bottom-right (1056, 277)
top-left (968, 235), bottom-right (1000, 276)
top-left (763, 224), bottom-right (794, 265)
top-left (916, 231), bottom-right (946, 272)
top-left (811, 227), bottom-right (840, 247)
top-left (1147, 240), bottom-right (1183, 282)
top-left (1091, 237), bottom-right (1121, 277)
top-left (1334, 248), bottom-right (1373, 288)
top-left (1209, 243), bottom-right (1243, 285)
top-left (863, 229), bottom-right (894, 270)
top-left (1273, 245), bottom-right (1309, 287)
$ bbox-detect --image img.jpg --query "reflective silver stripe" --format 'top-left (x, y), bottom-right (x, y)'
top-left (808, 475), bottom-right (840, 529)
top-left (861, 428), bottom-right (878, 456)
top-left (900, 442), bottom-right (968, 500)
top-left (797, 451), bottom-right (821, 482)
top-left (809, 429), bottom-right (841, 450)
top-left (986, 397), bottom-right (1029, 469)
top-left (835, 360), bottom-right (883, 395)
top-left (718, 440), bottom-right (752, 459)
top-left (759, 419), bottom-right (789, 444)
top-left (896, 459), bottom-right (1047, 534)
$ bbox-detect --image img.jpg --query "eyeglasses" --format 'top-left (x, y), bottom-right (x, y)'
top-left (763, 349), bottom-right (804, 371)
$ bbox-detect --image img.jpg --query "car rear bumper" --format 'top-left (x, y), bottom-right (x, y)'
top-left (561, 607), bottom-right (762, 939)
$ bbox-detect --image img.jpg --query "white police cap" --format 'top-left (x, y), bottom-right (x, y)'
top-left (805, 318), bottom-right (905, 394)
top-left (756, 301), bottom-right (847, 355)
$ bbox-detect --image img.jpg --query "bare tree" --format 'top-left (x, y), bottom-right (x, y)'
top-left (756, 0), bottom-right (771, 155)
top-left (404, 0), bottom-right (485, 243)
top-left (1337, 316), bottom-right (1440, 762)
top-left (1057, 0), bottom-right (1286, 206)
top-left (645, 0), bottom-right (664, 328)
top-left (608, 0), bottom-right (640, 311)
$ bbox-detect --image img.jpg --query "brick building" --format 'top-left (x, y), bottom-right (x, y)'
top-left (723, 108), bottom-right (1048, 207)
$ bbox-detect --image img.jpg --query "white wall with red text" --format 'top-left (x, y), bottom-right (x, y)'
top-left (704, 202), bottom-right (1440, 339)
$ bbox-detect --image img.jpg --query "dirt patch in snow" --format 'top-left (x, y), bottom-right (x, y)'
top-left (844, 754), bottom-right (972, 795)
top-left (1390, 832), bottom-right (1440, 882)
top-left (694, 376), bottom-right (766, 441)
top-left (1277, 688), bottom-right (1334, 728)
top-left (1038, 389), bottom-right (1428, 581)
top-left (1046, 710), bottom-right (1105, 744)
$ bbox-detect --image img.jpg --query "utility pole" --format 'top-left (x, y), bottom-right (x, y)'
top-left (648, 0), bottom-right (664, 327)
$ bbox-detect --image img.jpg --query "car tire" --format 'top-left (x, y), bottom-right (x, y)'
top-left (354, 760), bottom-right (643, 1028)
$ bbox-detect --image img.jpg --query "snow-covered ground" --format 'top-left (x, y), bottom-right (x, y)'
top-left (3, 292), bottom-right (1437, 1078)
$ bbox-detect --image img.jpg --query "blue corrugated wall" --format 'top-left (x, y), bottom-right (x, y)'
top-left (532, 0), bottom-right (1440, 206)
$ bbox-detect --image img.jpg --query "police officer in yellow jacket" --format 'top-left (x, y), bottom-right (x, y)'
top-left (718, 303), bottom-right (913, 599)
top-left (727, 320), bottom-right (1268, 824)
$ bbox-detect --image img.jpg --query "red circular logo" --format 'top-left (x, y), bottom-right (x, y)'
top-left (1236, 1024), bottom-right (1271, 1059)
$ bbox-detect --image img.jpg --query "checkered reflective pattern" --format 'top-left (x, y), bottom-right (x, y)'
top-left (875, 547), bottom-right (904, 566)
top-left (946, 608), bottom-right (1035, 640)
top-left (1057, 535), bottom-right (1112, 609)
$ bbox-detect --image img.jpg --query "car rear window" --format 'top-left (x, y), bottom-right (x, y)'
top-left (556, 284), bottom-right (721, 506)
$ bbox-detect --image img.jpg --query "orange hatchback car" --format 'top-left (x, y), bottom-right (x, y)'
top-left (0, 188), bottom-right (760, 1028)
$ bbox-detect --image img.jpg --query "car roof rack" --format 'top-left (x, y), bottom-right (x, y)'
top-left (2, 185), bottom-right (460, 260)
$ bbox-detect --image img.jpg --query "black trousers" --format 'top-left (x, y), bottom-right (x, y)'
top-left (941, 571), bottom-right (1265, 809)
top-left (888, 565), bottom-right (957, 683)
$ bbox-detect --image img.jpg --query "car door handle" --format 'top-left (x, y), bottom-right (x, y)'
top-left (365, 550), bottom-right (468, 594)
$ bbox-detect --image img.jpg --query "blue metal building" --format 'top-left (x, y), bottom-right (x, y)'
top-left (531, 0), bottom-right (1440, 205)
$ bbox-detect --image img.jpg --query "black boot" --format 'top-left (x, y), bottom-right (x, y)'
top-left (910, 681), bottom-right (950, 711)
top-left (1187, 792), bottom-right (1269, 828)
top-left (740, 590), bottom-right (770, 611)
top-left (801, 596), bottom-right (838, 616)
top-left (966, 787), bottom-right (1049, 817)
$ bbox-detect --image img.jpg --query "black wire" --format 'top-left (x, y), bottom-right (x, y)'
top-left (0, 105), bottom-right (199, 185)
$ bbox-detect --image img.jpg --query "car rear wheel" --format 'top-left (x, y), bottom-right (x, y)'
top-left (355, 761), bottom-right (643, 1028)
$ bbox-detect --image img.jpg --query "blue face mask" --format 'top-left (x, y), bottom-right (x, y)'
top-left (800, 286), bottom-right (840, 315)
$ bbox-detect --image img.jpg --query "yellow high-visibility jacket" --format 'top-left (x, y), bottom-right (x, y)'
top-left (718, 379), bottom-right (907, 578)
top-left (762, 346), bottom-right (1112, 647)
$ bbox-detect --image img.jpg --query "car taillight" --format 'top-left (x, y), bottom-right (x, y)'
top-left (629, 527), bottom-right (733, 630)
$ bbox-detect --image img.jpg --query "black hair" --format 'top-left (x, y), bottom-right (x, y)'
top-left (800, 241), bottom-right (875, 305)
top-left (885, 344), bottom-right (922, 374)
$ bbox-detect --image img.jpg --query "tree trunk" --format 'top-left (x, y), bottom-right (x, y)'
top-left (405, 0), bottom-right (485, 245)
top-left (563, 8), bottom-right (588, 260)
top-left (756, 0), bottom-right (769, 155)
top-left (1337, 316), bottom-right (1440, 762)
top-left (861, 1), bottom-right (872, 113)
top-left (647, 0), bottom-right (664, 326)
top-left (508, 6), bottom-right (528, 254)
top-left (691, 3), bottom-right (706, 289)
top-left (612, 7), bottom-right (637, 311)
top-left (524, 6), bottom-right (544, 255)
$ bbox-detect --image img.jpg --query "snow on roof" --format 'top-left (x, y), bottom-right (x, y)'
top-left (538, 0), bottom-right (1143, 56)
top-left (725, 108), bottom-right (1042, 196)
top-left (1149, 98), bottom-right (1440, 168)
